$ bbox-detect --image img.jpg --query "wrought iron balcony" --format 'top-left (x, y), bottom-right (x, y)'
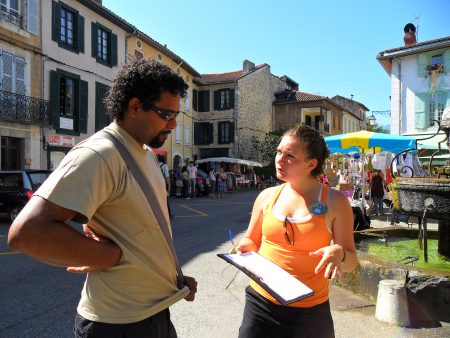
top-left (0, 90), bottom-right (50, 125)
top-left (0, 7), bottom-right (23, 28)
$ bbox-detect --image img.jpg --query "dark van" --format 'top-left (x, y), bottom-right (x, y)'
top-left (0, 170), bottom-right (51, 221)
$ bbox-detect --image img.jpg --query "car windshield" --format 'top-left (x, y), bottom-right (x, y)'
top-left (29, 172), bottom-right (51, 189)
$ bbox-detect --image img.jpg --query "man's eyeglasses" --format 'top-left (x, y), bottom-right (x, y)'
top-left (148, 105), bottom-right (180, 121)
top-left (283, 215), bottom-right (295, 245)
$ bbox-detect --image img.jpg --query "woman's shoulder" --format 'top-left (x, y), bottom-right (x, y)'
top-left (327, 187), bottom-right (351, 210)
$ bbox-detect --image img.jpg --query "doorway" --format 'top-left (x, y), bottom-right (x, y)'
top-left (1, 136), bottom-right (23, 169)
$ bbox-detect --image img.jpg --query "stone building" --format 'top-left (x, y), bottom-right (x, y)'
top-left (273, 91), bottom-right (344, 135)
top-left (193, 60), bottom-right (290, 163)
top-left (331, 95), bottom-right (368, 133)
top-left (0, 0), bottom-right (45, 170)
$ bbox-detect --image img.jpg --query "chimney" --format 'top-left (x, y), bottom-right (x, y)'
top-left (403, 23), bottom-right (417, 46)
top-left (243, 59), bottom-right (255, 73)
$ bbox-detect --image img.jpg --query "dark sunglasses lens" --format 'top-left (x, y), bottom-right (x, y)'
top-left (284, 218), bottom-right (294, 245)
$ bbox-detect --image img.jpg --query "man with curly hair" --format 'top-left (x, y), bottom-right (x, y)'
top-left (8, 59), bottom-right (197, 338)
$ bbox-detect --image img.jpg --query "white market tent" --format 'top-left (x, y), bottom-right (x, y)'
top-left (195, 157), bottom-right (263, 167)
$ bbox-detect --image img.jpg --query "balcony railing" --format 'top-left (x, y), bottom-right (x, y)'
top-left (303, 121), bottom-right (330, 133)
top-left (0, 90), bottom-right (50, 125)
top-left (0, 7), bottom-right (23, 28)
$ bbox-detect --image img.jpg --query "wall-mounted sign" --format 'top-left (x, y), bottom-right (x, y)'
top-left (48, 134), bottom-right (75, 147)
top-left (60, 117), bottom-right (73, 130)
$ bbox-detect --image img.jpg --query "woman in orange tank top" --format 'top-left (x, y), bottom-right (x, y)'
top-left (236, 126), bottom-right (357, 338)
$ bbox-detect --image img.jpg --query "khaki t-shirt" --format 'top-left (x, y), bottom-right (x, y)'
top-left (35, 122), bottom-right (179, 323)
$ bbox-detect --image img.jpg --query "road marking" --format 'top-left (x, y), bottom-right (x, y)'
top-left (0, 251), bottom-right (20, 255)
top-left (180, 204), bottom-right (208, 217)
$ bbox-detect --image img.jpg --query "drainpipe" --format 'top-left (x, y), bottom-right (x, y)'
top-left (398, 59), bottom-right (402, 134)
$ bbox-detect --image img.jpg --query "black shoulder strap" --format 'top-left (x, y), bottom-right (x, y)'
top-left (99, 131), bottom-right (185, 289)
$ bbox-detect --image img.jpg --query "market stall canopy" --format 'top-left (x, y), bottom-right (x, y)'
top-left (195, 157), bottom-right (263, 167)
top-left (151, 148), bottom-right (167, 155)
top-left (325, 131), bottom-right (416, 154)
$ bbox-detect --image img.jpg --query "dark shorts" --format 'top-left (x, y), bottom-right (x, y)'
top-left (238, 286), bottom-right (335, 338)
top-left (73, 309), bottom-right (177, 338)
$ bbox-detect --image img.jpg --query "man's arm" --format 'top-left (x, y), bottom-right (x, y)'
top-left (8, 196), bottom-right (121, 270)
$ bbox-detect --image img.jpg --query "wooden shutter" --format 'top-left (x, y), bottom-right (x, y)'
top-left (229, 122), bottom-right (235, 143)
top-left (27, 0), bottom-right (38, 35)
top-left (111, 33), bottom-right (118, 66)
top-left (229, 89), bottom-right (235, 108)
top-left (192, 89), bottom-right (198, 111)
top-left (218, 122), bottom-right (224, 144)
top-left (417, 54), bottom-right (428, 77)
top-left (207, 123), bottom-right (214, 144)
top-left (95, 82), bottom-right (110, 131)
top-left (78, 15), bottom-right (85, 53)
top-left (214, 90), bottom-right (220, 110)
top-left (50, 70), bottom-right (60, 129)
top-left (203, 90), bottom-right (210, 112)
top-left (79, 80), bottom-right (88, 133)
top-left (51, 1), bottom-right (60, 42)
top-left (415, 93), bottom-right (428, 130)
top-left (194, 122), bottom-right (201, 145)
top-left (1, 52), bottom-right (13, 92)
top-left (91, 22), bottom-right (98, 58)
top-left (14, 57), bottom-right (25, 95)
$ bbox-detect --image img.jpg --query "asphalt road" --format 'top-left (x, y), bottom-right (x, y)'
top-left (2, 191), bottom-right (449, 338)
top-left (0, 191), bottom-right (256, 338)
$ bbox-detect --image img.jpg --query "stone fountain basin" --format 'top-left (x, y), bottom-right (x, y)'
top-left (394, 177), bottom-right (450, 220)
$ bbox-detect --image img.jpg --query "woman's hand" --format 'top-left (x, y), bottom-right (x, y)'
top-left (235, 237), bottom-right (259, 254)
top-left (309, 244), bottom-right (345, 282)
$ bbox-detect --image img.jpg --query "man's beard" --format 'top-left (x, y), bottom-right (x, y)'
top-left (148, 130), bottom-right (170, 148)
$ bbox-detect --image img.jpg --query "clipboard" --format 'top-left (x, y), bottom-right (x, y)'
top-left (217, 251), bottom-right (314, 305)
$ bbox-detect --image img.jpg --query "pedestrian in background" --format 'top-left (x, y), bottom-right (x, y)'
top-left (182, 166), bottom-right (190, 199)
top-left (158, 155), bottom-right (174, 219)
top-left (174, 165), bottom-right (184, 197)
top-left (187, 161), bottom-right (197, 198)
top-left (370, 170), bottom-right (385, 216)
top-left (208, 168), bottom-right (217, 197)
top-left (217, 168), bottom-right (227, 197)
top-left (8, 59), bottom-right (197, 338)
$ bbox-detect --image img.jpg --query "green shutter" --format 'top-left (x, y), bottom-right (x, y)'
top-left (194, 122), bottom-right (200, 145)
top-left (192, 89), bottom-right (198, 111)
top-left (415, 93), bottom-right (428, 129)
top-left (418, 54), bottom-right (428, 77)
top-left (51, 1), bottom-right (60, 43)
top-left (444, 50), bottom-right (450, 75)
top-left (78, 15), bottom-right (85, 53)
top-left (50, 70), bottom-right (60, 129)
top-left (91, 22), bottom-right (98, 58)
top-left (446, 90), bottom-right (450, 109)
top-left (79, 80), bottom-right (88, 133)
top-left (214, 90), bottom-right (220, 110)
top-left (229, 89), bottom-right (235, 108)
top-left (95, 82), bottom-right (110, 131)
top-left (203, 90), bottom-right (210, 112)
top-left (207, 123), bottom-right (214, 144)
top-left (111, 33), bottom-right (118, 66)
top-left (229, 122), bottom-right (235, 143)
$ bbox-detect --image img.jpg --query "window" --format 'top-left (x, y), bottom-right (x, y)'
top-left (197, 90), bottom-right (210, 112)
top-left (194, 122), bottom-right (213, 145)
top-left (1, 52), bottom-right (25, 95)
top-left (157, 53), bottom-right (163, 62)
top-left (95, 82), bottom-right (110, 131)
top-left (185, 91), bottom-right (190, 112)
top-left (431, 54), bottom-right (443, 66)
top-left (91, 22), bottom-right (117, 67)
top-left (214, 88), bottom-right (235, 111)
top-left (134, 49), bottom-right (143, 59)
top-left (429, 93), bottom-right (446, 124)
top-left (184, 126), bottom-right (190, 146)
top-left (52, 2), bottom-right (84, 53)
top-left (175, 122), bottom-right (181, 144)
top-left (218, 121), bottom-right (234, 144)
top-left (50, 69), bottom-right (88, 135)
top-left (1, 0), bottom-right (19, 17)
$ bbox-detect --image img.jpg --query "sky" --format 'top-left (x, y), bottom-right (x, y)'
top-left (102, 0), bottom-right (450, 127)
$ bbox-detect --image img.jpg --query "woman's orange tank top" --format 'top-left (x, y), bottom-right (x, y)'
top-left (249, 183), bottom-right (332, 308)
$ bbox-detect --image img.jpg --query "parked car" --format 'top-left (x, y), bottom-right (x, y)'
top-left (0, 170), bottom-right (52, 221)
top-left (196, 169), bottom-right (211, 196)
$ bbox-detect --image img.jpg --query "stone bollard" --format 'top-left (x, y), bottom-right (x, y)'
top-left (375, 279), bottom-right (410, 327)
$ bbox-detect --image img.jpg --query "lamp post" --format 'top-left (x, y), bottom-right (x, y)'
top-left (368, 113), bottom-right (376, 126)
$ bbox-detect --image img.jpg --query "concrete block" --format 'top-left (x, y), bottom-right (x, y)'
top-left (375, 279), bottom-right (411, 327)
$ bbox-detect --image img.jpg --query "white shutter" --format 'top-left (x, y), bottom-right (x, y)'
top-left (184, 126), bottom-right (190, 146)
top-left (15, 56), bottom-right (26, 95)
top-left (27, 0), bottom-right (39, 35)
top-left (1, 52), bottom-right (13, 92)
top-left (176, 122), bottom-right (181, 144)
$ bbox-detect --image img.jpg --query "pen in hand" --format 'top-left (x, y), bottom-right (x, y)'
top-left (229, 230), bottom-right (237, 254)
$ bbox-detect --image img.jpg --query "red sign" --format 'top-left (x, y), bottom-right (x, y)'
top-left (48, 135), bottom-right (75, 147)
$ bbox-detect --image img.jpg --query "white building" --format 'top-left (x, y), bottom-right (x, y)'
top-left (377, 24), bottom-right (450, 148)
